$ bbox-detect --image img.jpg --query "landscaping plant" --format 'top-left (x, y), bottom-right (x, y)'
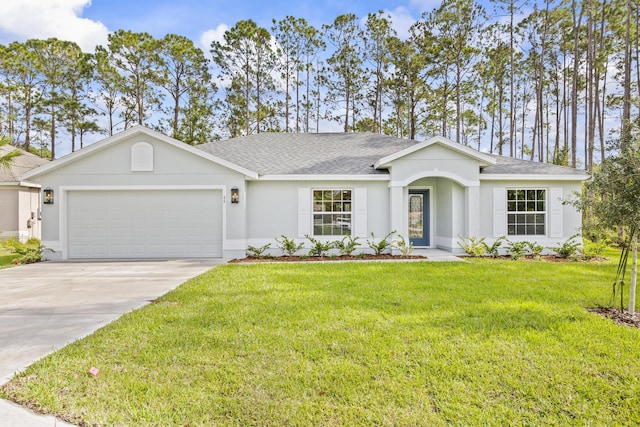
top-left (457, 236), bottom-right (488, 257)
top-left (305, 234), bottom-right (335, 256)
top-left (333, 235), bottom-right (360, 256)
top-left (550, 234), bottom-right (582, 259)
top-left (275, 235), bottom-right (304, 256)
top-left (367, 231), bottom-right (395, 255)
top-left (393, 235), bottom-right (414, 256)
top-left (246, 243), bottom-right (272, 258)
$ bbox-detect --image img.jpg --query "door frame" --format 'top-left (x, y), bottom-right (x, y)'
top-left (408, 187), bottom-right (433, 247)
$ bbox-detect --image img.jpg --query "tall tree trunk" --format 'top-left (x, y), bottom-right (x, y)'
top-left (571, 0), bottom-right (583, 167)
top-left (630, 232), bottom-right (637, 315)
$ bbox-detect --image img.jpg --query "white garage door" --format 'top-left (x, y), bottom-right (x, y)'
top-left (67, 190), bottom-right (223, 259)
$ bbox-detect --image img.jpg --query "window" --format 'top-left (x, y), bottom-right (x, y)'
top-left (507, 189), bottom-right (546, 235)
top-left (313, 189), bottom-right (351, 236)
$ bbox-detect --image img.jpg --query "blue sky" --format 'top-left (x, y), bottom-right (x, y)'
top-left (1, 0), bottom-right (443, 52)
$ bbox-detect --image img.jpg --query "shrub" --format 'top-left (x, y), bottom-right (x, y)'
top-left (583, 238), bottom-right (608, 259)
top-left (505, 240), bottom-right (528, 260)
top-left (526, 241), bottom-right (544, 257)
top-left (550, 234), bottom-right (582, 259)
top-left (393, 235), bottom-right (414, 256)
top-left (305, 235), bottom-right (335, 257)
top-left (275, 235), bottom-right (304, 256)
top-left (334, 235), bottom-right (360, 256)
top-left (484, 236), bottom-right (505, 258)
top-left (367, 231), bottom-right (396, 255)
top-left (2, 238), bottom-right (50, 264)
top-left (457, 236), bottom-right (487, 257)
top-left (246, 243), bottom-right (272, 258)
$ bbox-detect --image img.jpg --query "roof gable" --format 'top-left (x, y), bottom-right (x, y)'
top-left (374, 135), bottom-right (496, 169)
top-left (22, 126), bottom-right (258, 180)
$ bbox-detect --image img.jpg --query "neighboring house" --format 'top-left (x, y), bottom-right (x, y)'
top-left (21, 126), bottom-right (587, 260)
top-left (0, 146), bottom-right (49, 242)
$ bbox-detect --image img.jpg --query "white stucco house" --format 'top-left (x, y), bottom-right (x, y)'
top-left (21, 126), bottom-right (587, 260)
top-left (0, 146), bottom-right (49, 242)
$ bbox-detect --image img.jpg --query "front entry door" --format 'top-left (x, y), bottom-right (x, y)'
top-left (408, 190), bottom-right (430, 246)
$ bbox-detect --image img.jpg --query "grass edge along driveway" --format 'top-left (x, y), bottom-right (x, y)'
top-left (2, 258), bottom-right (639, 426)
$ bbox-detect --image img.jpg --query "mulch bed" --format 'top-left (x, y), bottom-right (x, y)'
top-left (460, 255), bottom-right (609, 262)
top-left (589, 307), bottom-right (640, 329)
top-left (228, 254), bottom-right (427, 263)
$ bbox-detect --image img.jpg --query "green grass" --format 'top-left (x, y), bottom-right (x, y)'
top-left (0, 247), bottom-right (17, 269)
top-left (2, 256), bottom-right (640, 426)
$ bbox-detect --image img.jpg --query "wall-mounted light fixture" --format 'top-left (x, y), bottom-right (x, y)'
top-left (43, 188), bottom-right (54, 204)
top-left (231, 187), bottom-right (240, 204)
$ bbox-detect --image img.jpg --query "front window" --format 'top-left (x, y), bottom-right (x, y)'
top-left (313, 189), bottom-right (351, 236)
top-left (507, 189), bottom-right (546, 235)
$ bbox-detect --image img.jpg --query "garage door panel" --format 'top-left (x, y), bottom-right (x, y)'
top-left (67, 190), bottom-right (222, 259)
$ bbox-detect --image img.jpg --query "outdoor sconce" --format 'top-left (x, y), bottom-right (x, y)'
top-left (43, 188), bottom-right (54, 204)
top-left (231, 187), bottom-right (240, 204)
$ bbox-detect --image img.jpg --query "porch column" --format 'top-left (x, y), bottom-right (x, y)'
top-left (465, 185), bottom-right (480, 238)
top-left (389, 184), bottom-right (404, 254)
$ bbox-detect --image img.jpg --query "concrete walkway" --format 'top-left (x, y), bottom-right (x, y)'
top-left (0, 259), bottom-right (222, 427)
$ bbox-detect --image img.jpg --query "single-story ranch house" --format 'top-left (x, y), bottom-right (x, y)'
top-left (0, 145), bottom-right (49, 242)
top-left (22, 126), bottom-right (587, 260)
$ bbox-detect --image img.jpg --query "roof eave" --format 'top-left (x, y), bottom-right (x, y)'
top-left (480, 173), bottom-right (589, 181)
top-left (257, 174), bottom-right (390, 181)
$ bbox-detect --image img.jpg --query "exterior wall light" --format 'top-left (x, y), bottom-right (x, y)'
top-left (231, 187), bottom-right (240, 204)
top-left (43, 188), bottom-right (54, 204)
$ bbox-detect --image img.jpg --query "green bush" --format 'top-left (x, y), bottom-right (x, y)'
top-left (526, 241), bottom-right (544, 257)
top-left (367, 231), bottom-right (396, 255)
top-left (505, 240), bottom-right (528, 260)
top-left (582, 238), bottom-right (608, 259)
top-left (275, 235), bottom-right (303, 256)
top-left (393, 235), bottom-right (414, 256)
top-left (2, 238), bottom-right (50, 264)
top-left (334, 235), bottom-right (360, 256)
top-left (550, 234), bottom-right (582, 258)
top-left (305, 235), bottom-right (335, 257)
top-left (484, 236), bottom-right (505, 258)
top-left (457, 236), bottom-right (487, 257)
top-left (246, 243), bottom-right (272, 258)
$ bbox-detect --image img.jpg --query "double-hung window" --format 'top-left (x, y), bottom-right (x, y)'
top-left (313, 189), bottom-right (352, 236)
top-left (507, 189), bottom-right (546, 235)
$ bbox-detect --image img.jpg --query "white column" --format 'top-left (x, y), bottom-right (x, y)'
top-left (465, 185), bottom-right (480, 238)
top-left (389, 184), bottom-right (404, 255)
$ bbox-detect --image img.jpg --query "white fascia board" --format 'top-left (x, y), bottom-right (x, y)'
top-left (479, 174), bottom-right (589, 181)
top-left (374, 135), bottom-right (496, 169)
top-left (22, 125), bottom-right (259, 180)
top-left (258, 174), bottom-right (390, 181)
top-left (0, 181), bottom-right (41, 188)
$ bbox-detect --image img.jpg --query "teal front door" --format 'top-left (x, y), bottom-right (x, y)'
top-left (408, 190), bottom-right (430, 247)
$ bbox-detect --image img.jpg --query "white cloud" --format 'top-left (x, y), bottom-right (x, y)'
top-left (0, 0), bottom-right (109, 52)
top-left (199, 24), bottom-right (229, 51)
top-left (386, 6), bottom-right (419, 39)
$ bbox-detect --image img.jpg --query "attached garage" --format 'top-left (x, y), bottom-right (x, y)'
top-left (66, 189), bottom-right (223, 259)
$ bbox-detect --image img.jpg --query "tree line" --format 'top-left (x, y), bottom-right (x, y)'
top-left (0, 0), bottom-right (638, 169)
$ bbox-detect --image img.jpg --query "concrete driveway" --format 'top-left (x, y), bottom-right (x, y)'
top-left (0, 259), bottom-right (222, 385)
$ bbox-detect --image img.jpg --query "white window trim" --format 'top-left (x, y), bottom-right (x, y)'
top-left (311, 188), bottom-right (353, 237)
top-left (506, 188), bottom-right (547, 237)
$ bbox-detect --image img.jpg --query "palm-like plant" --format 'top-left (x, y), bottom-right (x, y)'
top-left (0, 137), bottom-right (21, 170)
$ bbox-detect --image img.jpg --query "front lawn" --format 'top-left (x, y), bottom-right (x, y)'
top-left (2, 258), bottom-right (639, 426)
top-left (0, 247), bottom-right (17, 269)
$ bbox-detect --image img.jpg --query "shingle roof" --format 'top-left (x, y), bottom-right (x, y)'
top-left (196, 132), bottom-right (586, 178)
top-left (0, 146), bottom-right (49, 183)
top-left (197, 132), bottom-right (416, 175)
top-left (482, 154), bottom-right (587, 176)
